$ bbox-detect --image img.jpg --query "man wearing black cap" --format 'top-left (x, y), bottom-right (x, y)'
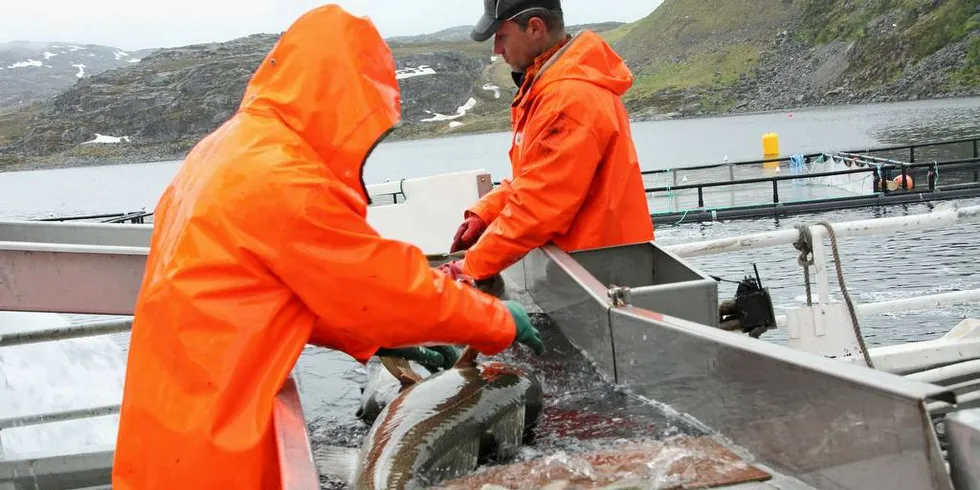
top-left (440, 0), bottom-right (654, 286)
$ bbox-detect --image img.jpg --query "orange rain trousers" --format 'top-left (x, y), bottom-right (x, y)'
top-left (462, 30), bottom-right (655, 280)
top-left (111, 6), bottom-right (516, 490)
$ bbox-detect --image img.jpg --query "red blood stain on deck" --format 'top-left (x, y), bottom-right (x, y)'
top-left (535, 406), bottom-right (657, 440)
top-left (434, 436), bottom-right (772, 489)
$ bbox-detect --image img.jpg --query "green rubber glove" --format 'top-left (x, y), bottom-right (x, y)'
top-left (374, 347), bottom-right (451, 373)
top-left (503, 300), bottom-right (544, 355)
top-left (428, 345), bottom-right (461, 367)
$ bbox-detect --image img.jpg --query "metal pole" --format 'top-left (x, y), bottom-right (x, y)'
top-left (0, 318), bottom-right (132, 347)
top-left (773, 288), bottom-right (980, 327)
top-left (0, 404), bottom-right (120, 431)
top-left (809, 228), bottom-right (833, 310)
top-left (664, 205), bottom-right (980, 258)
top-left (908, 359), bottom-right (980, 384)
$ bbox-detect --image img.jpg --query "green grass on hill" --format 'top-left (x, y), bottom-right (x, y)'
top-left (799, 0), bottom-right (978, 58)
top-left (597, 22), bottom-right (640, 45)
top-left (612, 0), bottom-right (798, 103)
top-left (954, 36), bottom-right (980, 86)
top-left (0, 107), bottom-right (36, 148)
top-left (630, 43), bottom-right (759, 92)
top-left (796, 0), bottom-right (980, 89)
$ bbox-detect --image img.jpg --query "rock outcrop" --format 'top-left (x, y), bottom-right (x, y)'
top-left (0, 41), bottom-right (154, 111)
top-left (0, 2), bottom-right (978, 170)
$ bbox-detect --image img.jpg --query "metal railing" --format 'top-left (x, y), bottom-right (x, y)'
top-left (663, 203), bottom-right (980, 384)
top-left (27, 184), bottom-right (408, 225)
top-left (483, 136), bottom-right (980, 224)
top-left (34, 211), bottom-right (152, 224)
top-left (0, 275), bottom-right (317, 487)
top-left (28, 137), bottom-right (980, 228)
top-left (641, 135), bottom-right (980, 181)
top-left (664, 204), bottom-right (980, 328)
top-left (649, 156), bottom-right (980, 206)
top-left (0, 317), bottom-right (317, 489)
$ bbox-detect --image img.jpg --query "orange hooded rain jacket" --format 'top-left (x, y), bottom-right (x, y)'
top-left (111, 6), bottom-right (517, 490)
top-left (462, 30), bottom-right (654, 280)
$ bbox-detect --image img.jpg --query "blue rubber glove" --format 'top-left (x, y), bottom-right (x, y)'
top-left (503, 300), bottom-right (544, 355)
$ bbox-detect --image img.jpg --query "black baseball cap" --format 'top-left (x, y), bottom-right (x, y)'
top-left (471, 0), bottom-right (562, 42)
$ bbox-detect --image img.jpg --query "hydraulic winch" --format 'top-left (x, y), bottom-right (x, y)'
top-left (717, 264), bottom-right (777, 339)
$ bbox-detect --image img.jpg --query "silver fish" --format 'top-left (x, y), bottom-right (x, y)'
top-left (351, 347), bottom-right (543, 489)
top-left (355, 356), bottom-right (428, 424)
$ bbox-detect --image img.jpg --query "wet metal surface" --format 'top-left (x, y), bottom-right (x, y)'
top-left (433, 437), bottom-right (772, 490)
top-left (310, 314), bottom-right (707, 489)
top-left (525, 243), bottom-right (956, 490)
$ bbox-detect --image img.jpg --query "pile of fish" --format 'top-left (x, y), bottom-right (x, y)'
top-left (325, 346), bottom-right (544, 489)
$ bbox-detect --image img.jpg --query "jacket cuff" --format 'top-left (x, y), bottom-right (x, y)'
top-left (467, 302), bottom-right (517, 356)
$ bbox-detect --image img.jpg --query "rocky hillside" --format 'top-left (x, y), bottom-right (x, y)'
top-left (387, 22), bottom-right (625, 45)
top-left (0, 41), bottom-right (155, 111)
top-left (387, 26), bottom-right (475, 45)
top-left (0, 1), bottom-right (978, 170)
top-left (618, 0), bottom-right (980, 118)
top-left (0, 33), bottom-right (521, 164)
top-left (0, 23), bottom-right (625, 168)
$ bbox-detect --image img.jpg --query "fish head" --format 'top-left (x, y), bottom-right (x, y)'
top-left (356, 356), bottom-right (424, 423)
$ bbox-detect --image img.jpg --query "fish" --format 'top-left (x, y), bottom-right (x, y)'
top-left (356, 344), bottom-right (467, 424)
top-left (348, 346), bottom-right (544, 489)
top-left (355, 355), bottom-right (429, 424)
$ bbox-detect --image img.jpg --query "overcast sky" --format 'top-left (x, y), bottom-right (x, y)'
top-left (1, 0), bottom-right (664, 51)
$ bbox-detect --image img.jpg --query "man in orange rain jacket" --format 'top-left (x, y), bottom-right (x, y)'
top-left (111, 5), bottom-right (544, 490)
top-left (441, 0), bottom-right (655, 284)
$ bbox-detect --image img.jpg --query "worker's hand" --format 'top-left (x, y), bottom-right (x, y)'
top-left (450, 215), bottom-right (487, 253)
top-left (428, 345), bottom-right (461, 368)
top-left (437, 259), bottom-right (476, 287)
top-left (374, 346), bottom-right (455, 373)
top-left (503, 300), bottom-right (544, 355)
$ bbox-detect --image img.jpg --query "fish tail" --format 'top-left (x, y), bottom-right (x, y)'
top-left (314, 444), bottom-right (358, 485)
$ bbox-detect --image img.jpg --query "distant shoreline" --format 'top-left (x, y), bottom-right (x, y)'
top-left (4, 93), bottom-right (980, 174)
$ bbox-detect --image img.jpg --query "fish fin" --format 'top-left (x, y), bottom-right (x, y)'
top-left (422, 435), bottom-right (480, 486)
top-left (380, 355), bottom-right (424, 386)
top-left (314, 445), bottom-right (358, 484)
top-left (483, 405), bottom-right (526, 463)
top-left (452, 346), bottom-right (480, 369)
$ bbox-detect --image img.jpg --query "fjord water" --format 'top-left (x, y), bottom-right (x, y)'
top-left (1, 97), bottom-right (979, 464)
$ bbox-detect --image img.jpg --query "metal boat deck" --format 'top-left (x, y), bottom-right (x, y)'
top-left (1, 170), bottom-right (979, 489)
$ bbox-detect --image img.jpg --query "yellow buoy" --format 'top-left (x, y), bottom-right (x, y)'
top-left (762, 132), bottom-right (780, 168)
top-left (762, 132), bottom-right (780, 156)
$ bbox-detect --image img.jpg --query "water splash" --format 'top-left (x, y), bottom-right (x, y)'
top-left (0, 312), bottom-right (126, 458)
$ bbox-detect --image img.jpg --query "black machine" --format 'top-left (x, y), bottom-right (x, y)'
top-left (717, 264), bottom-right (777, 339)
